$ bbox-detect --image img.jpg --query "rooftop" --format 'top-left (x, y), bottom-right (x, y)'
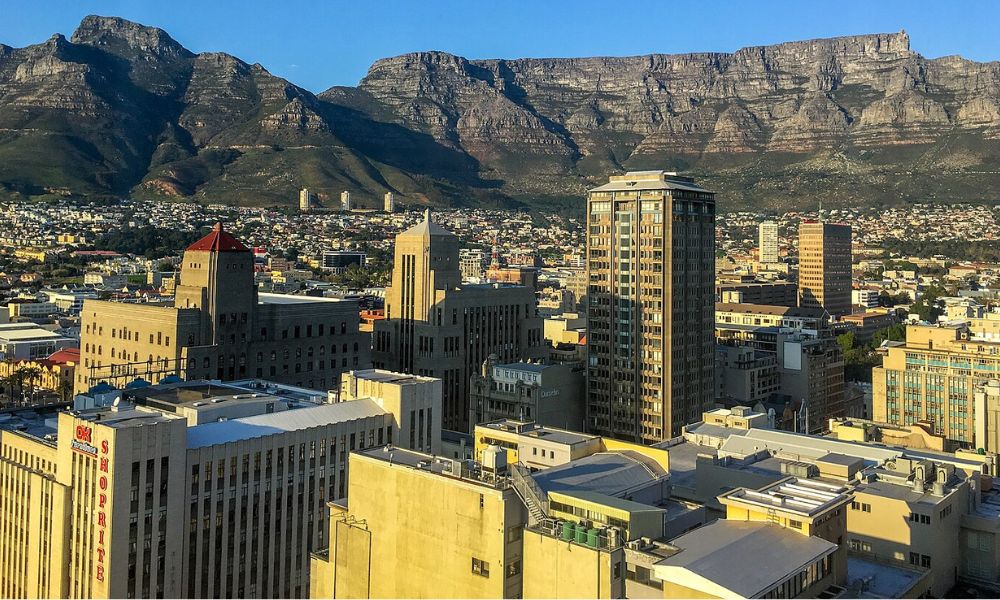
top-left (531, 450), bottom-right (667, 497)
top-left (478, 419), bottom-right (599, 446)
top-left (258, 292), bottom-right (349, 305)
top-left (720, 477), bottom-right (852, 517)
top-left (186, 399), bottom-right (385, 449)
top-left (847, 556), bottom-right (927, 599)
top-left (348, 369), bottom-right (438, 386)
top-left (656, 521), bottom-right (837, 598)
top-left (186, 223), bottom-right (249, 253)
top-left (398, 209), bottom-right (455, 239)
top-left (0, 324), bottom-right (67, 341)
top-left (589, 171), bottom-right (710, 194)
top-left (715, 302), bottom-right (826, 319)
top-left (493, 361), bottom-right (549, 374)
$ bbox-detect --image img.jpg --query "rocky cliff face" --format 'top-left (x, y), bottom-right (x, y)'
top-left (4, 17), bottom-right (1000, 209)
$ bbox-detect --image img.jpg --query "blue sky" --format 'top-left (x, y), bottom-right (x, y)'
top-left (4, 0), bottom-right (1000, 92)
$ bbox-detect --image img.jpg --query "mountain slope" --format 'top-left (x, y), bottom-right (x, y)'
top-left (4, 17), bottom-right (1000, 209)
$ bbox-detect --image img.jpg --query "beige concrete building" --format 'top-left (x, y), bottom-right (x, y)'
top-left (873, 321), bottom-right (1000, 450)
top-left (77, 224), bottom-right (369, 394)
top-left (372, 211), bottom-right (545, 431)
top-left (0, 369), bottom-right (438, 599)
top-left (309, 426), bottom-right (668, 599)
top-left (798, 221), bottom-right (852, 318)
top-left (586, 171), bottom-right (716, 443)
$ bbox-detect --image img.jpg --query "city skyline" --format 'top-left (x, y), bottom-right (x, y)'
top-left (7, 4), bottom-right (1000, 598)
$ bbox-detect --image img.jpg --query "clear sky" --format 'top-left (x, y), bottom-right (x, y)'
top-left (4, 0), bottom-right (1000, 92)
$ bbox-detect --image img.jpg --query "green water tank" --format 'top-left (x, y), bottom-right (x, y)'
top-left (560, 521), bottom-right (574, 540)
top-left (587, 528), bottom-right (601, 547)
top-left (574, 524), bottom-right (588, 544)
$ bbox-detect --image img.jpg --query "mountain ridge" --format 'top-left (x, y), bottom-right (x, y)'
top-left (3, 16), bottom-right (1000, 210)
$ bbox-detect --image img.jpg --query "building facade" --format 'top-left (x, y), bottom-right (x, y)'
top-left (372, 211), bottom-right (546, 432)
top-left (0, 371), bottom-right (439, 599)
top-left (586, 171), bottom-right (715, 442)
top-left (76, 224), bottom-right (370, 393)
top-left (798, 221), bottom-right (852, 318)
top-left (469, 359), bottom-right (585, 430)
top-left (873, 321), bottom-right (1000, 450)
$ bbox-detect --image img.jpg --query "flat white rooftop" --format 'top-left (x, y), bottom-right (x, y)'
top-left (258, 292), bottom-right (350, 305)
top-left (186, 399), bottom-right (386, 449)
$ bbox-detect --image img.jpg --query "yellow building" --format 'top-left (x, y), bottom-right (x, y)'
top-left (77, 223), bottom-right (369, 394)
top-left (0, 369), bottom-right (438, 599)
top-left (873, 321), bottom-right (1000, 449)
top-left (0, 347), bottom-right (78, 396)
top-left (310, 443), bottom-right (632, 599)
top-left (311, 446), bottom-right (528, 599)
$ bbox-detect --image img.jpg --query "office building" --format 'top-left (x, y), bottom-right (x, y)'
top-left (0, 370), bottom-right (440, 599)
top-left (873, 320), bottom-right (1000, 450)
top-left (853, 289), bottom-right (880, 309)
top-left (320, 251), bottom-right (366, 274)
top-left (459, 248), bottom-right (487, 281)
top-left (310, 421), bottom-right (670, 599)
top-left (469, 358), bottom-right (585, 430)
top-left (340, 191), bottom-right (351, 211)
top-left (798, 221), bottom-right (852, 318)
top-left (0, 322), bottom-right (75, 360)
top-left (667, 410), bottom-right (1000, 597)
top-left (716, 281), bottom-right (797, 307)
top-left (372, 211), bottom-right (545, 431)
top-left (758, 220), bottom-right (779, 264)
top-left (5, 299), bottom-right (59, 321)
top-left (44, 289), bottom-right (99, 314)
top-left (383, 191), bottom-right (395, 213)
top-left (586, 171), bottom-right (715, 442)
top-left (76, 224), bottom-right (370, 393)
top-left (714, 303), bottom-right (846, 433)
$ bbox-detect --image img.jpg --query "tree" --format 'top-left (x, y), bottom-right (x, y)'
top-left (871, 323), bottom-right (907, 347)
top-left (16, 366), bottom-right (42, 405)
top-left (0, 375), bottom-right (14, 408)
top-left (910, 286), bottom-right (946, 322)
top-left (59, 380), bottom-right (74, 403)
top-left (836, 332), bottom-right (856, 356)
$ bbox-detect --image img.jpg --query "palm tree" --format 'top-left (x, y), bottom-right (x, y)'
top-left (9, 368), bottom-right (25, 406)
top-left (16, 366), bottom-right (41, 406)
top-left (0, 375), bottom-right (14, 409)
top-left (58, 380), bottom-right (74, 404)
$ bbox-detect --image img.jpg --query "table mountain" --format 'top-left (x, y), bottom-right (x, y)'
top-left (4, 16), bottom-right (1000, 210)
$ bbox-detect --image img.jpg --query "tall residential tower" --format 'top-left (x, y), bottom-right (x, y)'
top-left (758, 220), bottom-right (779, 264)
top-left (585, 171), bottom-right (715, 442)
top-left (798, 221), bottom-right (852, 317)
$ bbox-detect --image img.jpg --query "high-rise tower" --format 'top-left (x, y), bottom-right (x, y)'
top-left (759, 220), bottom-right (779, 264)
top-left (798, 221), bottom-right (852, 317)
top-left (586, 171), bottom-right (716, 442)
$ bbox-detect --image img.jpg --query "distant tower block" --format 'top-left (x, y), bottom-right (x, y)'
top-left (759, 220), bottom-right (779, 264)
top-left (341, 191), bottom-right (352, 211)
top-left (299, 188), bottom-right (314, 213)
top-left (384, 191), bottom-right (395, 213)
